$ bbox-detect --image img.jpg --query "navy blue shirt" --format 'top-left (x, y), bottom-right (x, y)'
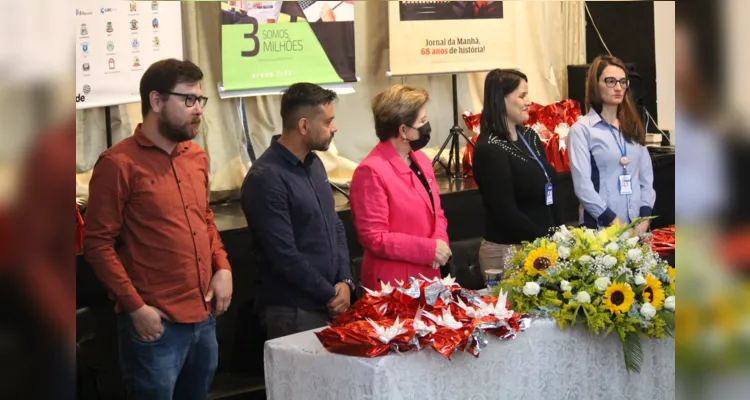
top-left (240, 136), bottom-right (352, 311)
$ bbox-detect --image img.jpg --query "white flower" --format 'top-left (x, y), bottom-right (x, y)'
top-left (595, 277), bottom-right (611, 292)
top-left (553, 226), bottom-right (572, 243)
top-left (627, 236), bottom-right (640, 247)
top-left (627, 249), bottom-right (642, 262)
top-left (606, 243), bottom-right (620, 253)
top-left (558, 246), bottom-right (571, 260)
top-left (603, 255), bottom-right (618, 268)
top-left (665, 296), bottom-right (675, 311)
top-left (560, 280), bottom-right (572, 292)
top-left (579, 255), bottom-right (593, 265)
top-left (634, 274), bottom-right (646, 286)
top-left (523, 282), bottom-right (541, 296)
top-left (640, 303), bottom-right (657, 320)
top-left (575, 291), bottom-right (591, 304)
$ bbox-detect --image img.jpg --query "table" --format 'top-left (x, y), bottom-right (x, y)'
top-left (264, 318), bottom-right (675, 400)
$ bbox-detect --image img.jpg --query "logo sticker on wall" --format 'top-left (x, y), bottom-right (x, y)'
top-left (107, 41), bottom-right (115, 52)
top-left (130, 19), bottom-right (139, 30)
top-left (108, 58), bottom-right (116, 70)
top-left (106, 21), bottom-right (113, 33)
top-left (80, 23), bottom-right (88, 36)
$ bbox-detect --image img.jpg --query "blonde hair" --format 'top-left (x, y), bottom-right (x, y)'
top-left (371, 85), bottom-right (429, 141)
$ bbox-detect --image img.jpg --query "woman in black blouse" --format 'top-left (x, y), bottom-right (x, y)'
top-left (472, 69), bottom-right (562, 275)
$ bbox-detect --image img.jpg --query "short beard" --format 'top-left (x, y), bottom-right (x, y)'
top-left (158, 111), bottom-right (198, 143)
top-left (309, 131), bottom-right (333, 152)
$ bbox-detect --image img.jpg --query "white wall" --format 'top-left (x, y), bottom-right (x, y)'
top-left (654, 1), bottom-right (675, 134)
top-left (726, 0), bottom-right (750, 126)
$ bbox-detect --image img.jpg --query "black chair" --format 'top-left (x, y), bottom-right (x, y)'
top-left (350, 256), bottom-right (364, 300)
top-left (351, 238), bottom-right (486, 293)
top-left (446, 237), bottom-right (485, 290)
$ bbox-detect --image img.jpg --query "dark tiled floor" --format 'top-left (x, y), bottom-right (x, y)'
top-left (210, 373), bottom-right (265, 400)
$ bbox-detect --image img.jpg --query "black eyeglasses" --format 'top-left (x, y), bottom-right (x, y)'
top-left (603, 77), bottom-right (629, 89)
top-left (161, 91), bottom-right (208, 108)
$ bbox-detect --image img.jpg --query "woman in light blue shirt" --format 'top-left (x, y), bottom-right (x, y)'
top-left (569, 55), bottom-right (656, 235)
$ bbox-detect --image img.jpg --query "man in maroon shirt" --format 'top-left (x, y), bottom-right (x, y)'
top-left (84, 59), bottom-right (232, 400)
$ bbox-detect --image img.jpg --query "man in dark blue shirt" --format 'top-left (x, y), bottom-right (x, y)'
top-left (240, 83), bottom-right (354, 340)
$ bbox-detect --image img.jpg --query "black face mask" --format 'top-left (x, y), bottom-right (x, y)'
top-left (407, 122), bottom-right (432, 151)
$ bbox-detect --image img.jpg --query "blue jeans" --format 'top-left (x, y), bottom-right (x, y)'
top-left (117, 313), bottom-right (218, 400)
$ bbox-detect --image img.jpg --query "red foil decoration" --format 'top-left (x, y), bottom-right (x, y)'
top-left (461, 112), bottom-right (481, 176)
top-left (650, 225), bottom-right (675, 256)
top-left (76, 203), bottom-right (84, 255)
top-left (459, 100), bottom-right (582, 174)
top-left (524, 100), bottom-right (582, 173)
top-left (314, 321), bottom-right (391, 358)
top-left (431, 327), bottom-right (466, 359)
top-left (315, 278), bottom-right (528, 359)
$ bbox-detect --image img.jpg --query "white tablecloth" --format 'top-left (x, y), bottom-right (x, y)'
top-left (264, 318), bottom-right (675, 400)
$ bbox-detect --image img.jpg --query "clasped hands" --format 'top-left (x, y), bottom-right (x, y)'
top-left (327, 282), bottom-right (351, 319)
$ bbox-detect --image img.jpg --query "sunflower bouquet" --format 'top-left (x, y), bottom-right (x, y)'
top-left (492, 218), bottom-right (675, 373)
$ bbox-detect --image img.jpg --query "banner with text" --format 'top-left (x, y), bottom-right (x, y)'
top-left (75, 0), bottom-right (183, 109)
top-left (389, 1), bottom-right (512, 75)
top-left (221, 1), bottom-right (356, 91)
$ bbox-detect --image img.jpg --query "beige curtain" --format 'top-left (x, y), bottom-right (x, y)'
top-left (76, 1), bottom-right (252, 204)
top-left (76, 1), bottom-right (585, 201)
top-left (243, 0), bottom-right (585, 180)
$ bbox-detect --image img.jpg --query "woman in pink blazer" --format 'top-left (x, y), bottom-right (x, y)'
top-left (350, 85), bottom-right (451, 289)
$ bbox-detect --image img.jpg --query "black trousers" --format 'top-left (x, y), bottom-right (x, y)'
top-left (260, 306), bottom-right (331, 341)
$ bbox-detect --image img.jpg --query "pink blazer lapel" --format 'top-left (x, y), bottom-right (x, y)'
top-left (410, 151), bottom-right (436, 218)
top-left (376, 142), bottom-right (435, 217)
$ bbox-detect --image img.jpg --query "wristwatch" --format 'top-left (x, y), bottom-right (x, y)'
top-left (340, 279), bottom-right (356, 292)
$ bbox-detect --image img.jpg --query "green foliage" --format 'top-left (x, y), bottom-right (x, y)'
top-left (657, 310), bottom-right (675, 338)
top-left (645, 315), bottom-right (669, 339)
top-left (581, 303), bottom-right (612, 335)
top-left (622, 332), bottom-right (644, 374)
top-left (500, 222), bottom-right (674, 373)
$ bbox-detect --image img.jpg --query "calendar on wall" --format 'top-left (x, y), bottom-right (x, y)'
top-left (75, 1), bottom-right (183, 109)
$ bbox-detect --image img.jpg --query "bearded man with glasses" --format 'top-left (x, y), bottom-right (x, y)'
top-left (84, 58), bottom-right (232, 400)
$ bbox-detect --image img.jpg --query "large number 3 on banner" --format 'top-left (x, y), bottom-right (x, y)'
top-left (241, 17), bottom-right (260, 58)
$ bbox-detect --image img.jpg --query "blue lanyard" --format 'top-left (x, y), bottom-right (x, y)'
top-left (605, 121), bottom-right (627, 159)
top-left (516, 128), bottom-right (550, 182)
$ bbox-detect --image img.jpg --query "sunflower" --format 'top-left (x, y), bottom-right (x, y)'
top-left (643, 275), bottom-right (666, 309)
top-left (603, 282), bottom-right (635, 314)
top-left (523, 246), bottom-right (558, 276)
top-left (667, 266), bottom-right (675, 291)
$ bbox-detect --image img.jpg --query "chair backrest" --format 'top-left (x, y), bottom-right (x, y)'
top-left (350, 256), bottom-right (364, 300)
top-left (446, 237), bottom-right (485, 290)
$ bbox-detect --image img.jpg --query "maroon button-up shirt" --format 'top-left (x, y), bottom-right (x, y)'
top-left (84, 124), bottom-right (231, 323)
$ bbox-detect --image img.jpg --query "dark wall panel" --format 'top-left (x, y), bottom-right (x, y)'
top-left (585, 1), bottom-right (658, 131)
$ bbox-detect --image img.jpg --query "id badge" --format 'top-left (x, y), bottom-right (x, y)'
top-left (619, 174), bottom-right (633, 195)
top-left (545, 183), bottom-right (554, 205)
